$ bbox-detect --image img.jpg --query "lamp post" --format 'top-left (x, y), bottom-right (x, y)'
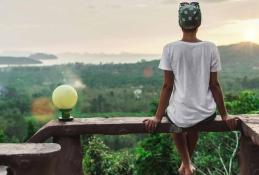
top-left (52, 85), bottom-right (78, 121)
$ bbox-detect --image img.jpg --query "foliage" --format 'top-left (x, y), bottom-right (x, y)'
top-left (194, 132), bottom-right (240, 175)
top-left (225, 91), bottom-right (259, 114)
top-left (0, 108), bottom-right (27, 142)
top-left (100, 134), bottom-right (146, 151)
top-left (134, 133), bottom-right (180, 175)
top-left (83, 136), bottom-right (133, 175)
top-left (24, 118), bottom-right (39, 141)
top-left (149, 100), bottom-right (159, 116)
top-left (0, 129), bottom-right (5, 143)
top-left (83, 136), bottom-right (108, 175)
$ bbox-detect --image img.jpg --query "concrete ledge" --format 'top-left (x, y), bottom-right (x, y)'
top-left (27, 115), bottom-right (254, 143)
top-left (239, 115), bottom-right (259, 146)
top-left (26, 115), bottom-right (259, 175)
top-left (0, 143), bottom-right (61, 175)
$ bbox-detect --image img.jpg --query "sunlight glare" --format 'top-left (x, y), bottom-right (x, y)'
top-left (244, 29), bottom-right (257, 42)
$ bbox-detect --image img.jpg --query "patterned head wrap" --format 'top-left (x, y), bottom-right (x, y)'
top-left (178, 2), bottom-right (202, 29)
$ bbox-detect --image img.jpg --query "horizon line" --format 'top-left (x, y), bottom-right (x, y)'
top-left (0, 41), bottom-right (258, 56)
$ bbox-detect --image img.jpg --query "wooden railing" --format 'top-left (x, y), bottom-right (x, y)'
top-left (1, 115), bottom-right (259, 175)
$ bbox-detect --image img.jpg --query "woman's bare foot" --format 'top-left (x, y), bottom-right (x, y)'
top-left (178, 162), bottom-right (196, 175)
top-left (178, 163), bottom-right (184, 175)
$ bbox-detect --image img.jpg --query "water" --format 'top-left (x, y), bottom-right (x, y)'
top-left (0, 55), bottom-right (159, 68)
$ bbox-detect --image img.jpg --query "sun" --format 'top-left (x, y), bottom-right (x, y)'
top-left (244, 29), bottom-right (257, 42)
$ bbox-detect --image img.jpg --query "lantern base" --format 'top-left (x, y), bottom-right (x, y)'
top-left (58, 116), bottom-right (74, 121)
top-left (58, 109), bottom-right (74, 122)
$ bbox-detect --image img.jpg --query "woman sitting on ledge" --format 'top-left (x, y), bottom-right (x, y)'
top-left (143, 2), bottom-right (238, 175)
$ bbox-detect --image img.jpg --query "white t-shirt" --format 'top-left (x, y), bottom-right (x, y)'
top-left (158, 40), bottom-right (222, 128)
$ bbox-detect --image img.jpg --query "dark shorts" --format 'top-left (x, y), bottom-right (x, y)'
top-left (165, 111), bottom-right (217, 128)
top-left (197, 112), bottom-right (217, 125)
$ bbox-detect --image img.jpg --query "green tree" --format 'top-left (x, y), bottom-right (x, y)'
top-left (134, 133), bottom-right (180, 175)
top-left (24, 118), bottom-right (38, 141)
top-left (0, 129), bottom-right (6, 143)
top-left (226, 90), bottom-right (259, 114)
top-left (83, 136), bottom-right (133, 175)
top-left (194, 132), bottom-right (239, 175)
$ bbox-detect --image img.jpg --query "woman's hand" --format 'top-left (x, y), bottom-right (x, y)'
top-left (221, 115), bottom-right (239, 130)
top-left (143, 118), bottom-right (161, 133)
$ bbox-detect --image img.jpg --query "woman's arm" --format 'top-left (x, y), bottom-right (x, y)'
top-left (209, 72), bottom-right (238, 130)
top-left (155, 70), bottom-right (174, 121)
top-left (209, 72), bottom-right (227, 117)
top-left (143, 70), bottom-right (174, 132)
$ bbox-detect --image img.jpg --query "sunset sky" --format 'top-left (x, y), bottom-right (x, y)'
top-left (0, 0), bottom-right (258, 54)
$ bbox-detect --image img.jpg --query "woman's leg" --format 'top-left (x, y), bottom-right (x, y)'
top-left (183, 132), bottom-right (199, 174)
top-left (172, 133), bottom-right (194, 175)
top-left (186, 131), bottom-right (199, 157)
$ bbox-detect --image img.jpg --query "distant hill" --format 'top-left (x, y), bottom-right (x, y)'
top-left (219, 42), bottom-right (259, 67)
top-left (0, 57), bottom-right (42, 65)
top-left (28, 53), bottom-right (58, 60)
top-left (216, 42), bottom-right (259, 78)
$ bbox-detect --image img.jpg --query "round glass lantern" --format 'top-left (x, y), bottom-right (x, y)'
top-left (52, 85), bottom-right (78, 121)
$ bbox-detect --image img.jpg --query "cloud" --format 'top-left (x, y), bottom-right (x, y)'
top-left (102, 0), bottom-right (178, 8)
top-left (162, 0), bottom-right (176, 4)
top-left (199, 0), bottom-right (244, 3)
top-left (0, 0), bottom-right (257, 54)
top-left (200, 0), bottom-right (229, 2)
top-left (163, 0), bottom-right (245, 4)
